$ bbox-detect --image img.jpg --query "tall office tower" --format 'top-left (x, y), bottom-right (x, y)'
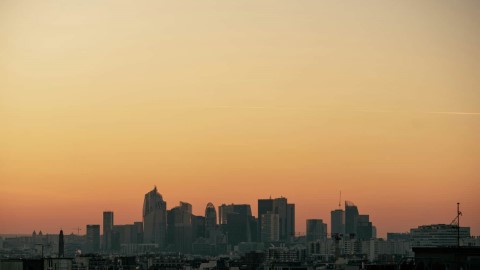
top-left (287, 203), bottom-right (295, 240)
top-left (273, 198), bottom-right (288, 241)
top-left (143, 186), bottom-right (167, 247)
top-left (261, 212), bottom-right (280, 243)
top-left (58, 230), bottom-right (64, 257)
top-left (103, 211), bottom-right (114, 251)
top-left (218, 204), bottom-right (234, 225)
top-left (330, 209), bottom-right (345, 236)
top-left (306, 219), bottom-right (327, 242)
top-left (167, 202), bottom-right (193, 253)
top-left (86, 225), bottom-right (101, 253)
top-left (205, 203), bottom-right (217, 238)
top-left (356, 214), bottom-right (373, 240)
top-left (249, 216), bottom-right (258, 243)
top-left (192, 215), bottom-right (206, 240)
top-left (258, 197), bottom-right (294, 242)
top-left (345, 201), bottom-right (359, 238)
top-left (257, 199), bottom-right (274, 240)
top-left (223, 204), bottom-right (255, 246)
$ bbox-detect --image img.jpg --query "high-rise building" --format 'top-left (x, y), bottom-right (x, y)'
top-left (221, 204), bottom-right (255, 246)
top-left (218, 204), bottom-right (234, 225)
top-left (167, 202), bottom-right (193, 253)
top-left (356, 214), bottom-right (373, 240)
top-left (345, 201), bottom-right (359, 238)
top-left (331, 209), bottom-right (345, 236)
top-left (306, 219), bottom-right (327, 242)
top-left (86, 225), bottom-right (101, 253)
top-left (103, 211), bottom-right (114, 251)
top-left (287, 203), bottom-right (295, 241)
top-left (261, 212), bottom-right (280, 243)
top-left (257, 197), bottom-right (295, 242)
top-left (143, 186), bottom-right (167, 247)
top-left (205, 203), bottom-right (217, 238)
top-left (258, 199), bottom-right (274, 239)
top-left (192, 215), bottom-right (206, 240)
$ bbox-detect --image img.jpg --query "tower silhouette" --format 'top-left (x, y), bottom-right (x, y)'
top-left (58, 230), bottom-right (64, 257)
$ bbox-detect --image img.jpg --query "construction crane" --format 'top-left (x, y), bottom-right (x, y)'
top-left (450, 202), bottom-right (462, 247)
top-left (72, 227), bottom-right (82, 235)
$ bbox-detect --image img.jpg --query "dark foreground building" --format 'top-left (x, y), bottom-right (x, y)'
top-left (413, 246), bottom-right (480, 270)
top-left (0, 258), bottom-right (72, 270)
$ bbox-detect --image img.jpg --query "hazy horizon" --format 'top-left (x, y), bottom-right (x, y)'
top-left (1, 0), bottom-right (479, 237)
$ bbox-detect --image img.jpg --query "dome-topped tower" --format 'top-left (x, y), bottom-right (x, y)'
top-left (205, 202), bottom-right (217, 237)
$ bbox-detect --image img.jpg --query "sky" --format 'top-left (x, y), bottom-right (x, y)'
top-left (0, 0), bottom-right (479, 237)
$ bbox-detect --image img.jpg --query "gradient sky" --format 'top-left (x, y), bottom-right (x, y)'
top-left (1, 0), bottom-right (479, 237)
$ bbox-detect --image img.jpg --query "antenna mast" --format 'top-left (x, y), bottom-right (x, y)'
top-left (339, 191), bottom-right (342, 208)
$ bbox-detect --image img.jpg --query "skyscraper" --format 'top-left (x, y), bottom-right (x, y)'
top-left (345, 201), bottom-right (359, 238)
top-left (205, 202), bottom-right (217, 238)
top-left (257, 197), bottom-right (295, 242)
top-left (261, 212), bottom-right (280, 243)
top-left (143, 186), bottom-right (167, 247)
top-left (103, 211), bottom-right (114, 251)
top-left (167, 201), bottom-right (193, 253)
top-left (287, 203), bottom-right (295, 241)
top-left (330, 209), bottom-right (345, 236)
top-left (257, 199), bottom-right (273, 239)
top-left (192, 214), bottom-right (206, 240)
top-left (221, 204), bottom-right (255, 246)
top-left (86, 225), bottom-right (101, 253)
top-left (356, 214), bottom-right (373, 240)
top-left (218, 204), bottom-right (234, 225)
top-left (306, 219), bottom-right (327, 242)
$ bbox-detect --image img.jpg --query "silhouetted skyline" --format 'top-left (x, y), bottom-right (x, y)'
top-left (1, 1), bottom-right (479, 237)
top-left (3, 186), bottom-right (476, 241)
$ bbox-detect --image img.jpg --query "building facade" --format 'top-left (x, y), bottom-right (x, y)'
top-left (86, 225), bottom-right (100, 253)
top-left (330, 209), bottom-right (345, 236)
top-left (261, 212), bottom-right (280, 243)
top-left (142, 187), bottom-right (167, 247)
top-left (306, 219), bottom-right (327, 242)
top-left (411, 224), bottom-right (470, 247)
top-left (102, 211), bottom-right (113, 251)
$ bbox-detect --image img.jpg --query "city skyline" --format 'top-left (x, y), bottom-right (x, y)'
top-left (1, 186), bottom-right (476, 238)
top-left (1, 0), bottom-right (480, 240)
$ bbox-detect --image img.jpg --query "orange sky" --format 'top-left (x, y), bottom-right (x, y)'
top-left (0, 0), bottom-right (479, 237)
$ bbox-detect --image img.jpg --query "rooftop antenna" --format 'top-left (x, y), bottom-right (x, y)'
top-left (338, 191), bottom-right (342, 208)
